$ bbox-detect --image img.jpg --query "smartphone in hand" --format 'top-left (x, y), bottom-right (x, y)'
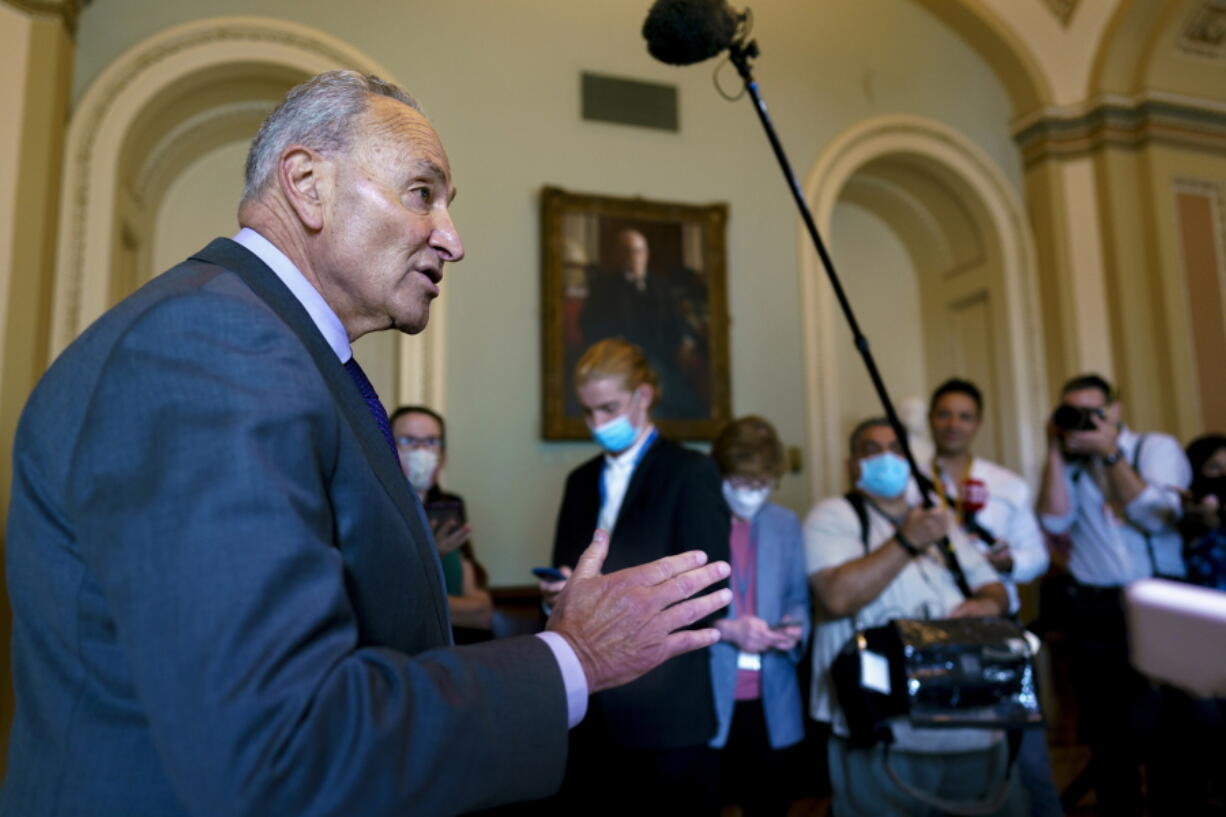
top-left (532, 566), bottom-right (567, 582)
top-left (425, 500), bottom-right (463, 531)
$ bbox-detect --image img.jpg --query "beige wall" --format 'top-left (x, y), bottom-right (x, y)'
top-left (1141, 144), bottom-right (1226, 439)
top-left (830, 200), bottom-right (928, 465)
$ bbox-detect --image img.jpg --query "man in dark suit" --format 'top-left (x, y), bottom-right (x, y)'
top-left (548, 338), bottom-right (730, 815)
top-left (0, 71), bottom-right (730, 817)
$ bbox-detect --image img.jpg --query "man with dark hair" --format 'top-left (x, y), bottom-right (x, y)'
top-left (1, 70), bottom-right (731, 817)
top-left (803, 418), bottom-right (1022, 816)
top-left (1037, 372), bottom-right (1191, 816)
top-left (924, 378), bottom-right (1047, 612)
top-left (923, 378), bottom-right (1058, 815)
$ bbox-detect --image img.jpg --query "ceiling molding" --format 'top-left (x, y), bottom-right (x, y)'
top-left (1041, 0), bottom-right (1079, 27)
top-left (1014, 93), bottom-right (1226, 165)
top-left (1, 0), bottom-right (83, 36)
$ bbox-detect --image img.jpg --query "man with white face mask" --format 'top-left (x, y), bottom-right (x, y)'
top-left (391, 405), bottom-right (492, 641)
top-left (803, 418), bottom-right (1021, 817)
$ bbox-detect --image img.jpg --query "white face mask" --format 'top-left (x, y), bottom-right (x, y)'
top-left (401, 448), bottom-right (439, 493)
top-left (722, 480), bottom-right (771, 520)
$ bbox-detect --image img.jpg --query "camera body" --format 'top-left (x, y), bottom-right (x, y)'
top-left (1051, 404), bottom-right (1105, 432)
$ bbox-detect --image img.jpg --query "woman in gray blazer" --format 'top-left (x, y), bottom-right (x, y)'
top-left (709, 416), bottom-right (812, 816)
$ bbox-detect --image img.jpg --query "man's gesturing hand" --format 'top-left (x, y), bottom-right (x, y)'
top-left (546, 530), bottom-right (732, 694)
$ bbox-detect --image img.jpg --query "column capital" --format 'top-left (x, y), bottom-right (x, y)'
top-left (1, 0), bottom-right (84, 36)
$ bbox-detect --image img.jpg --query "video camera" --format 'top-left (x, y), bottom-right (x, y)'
top-left (1051, 404), bottom-right (1106, 432)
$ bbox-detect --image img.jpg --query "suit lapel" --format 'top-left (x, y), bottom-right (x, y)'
top-left (191, 238), bottom-right (449, 636)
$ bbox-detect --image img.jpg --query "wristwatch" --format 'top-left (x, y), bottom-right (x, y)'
top-left (1103, 449), bottom-right (1123, 466)
top-left (894, 531), bottom-right (922, 557)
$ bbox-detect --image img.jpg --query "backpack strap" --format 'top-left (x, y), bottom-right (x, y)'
top-left (847, 490), bottom-right (973, 597)
top-left (844, 492), bottom-right (871, 555)
top-left (1130, 434), bottom-right (1163, 578)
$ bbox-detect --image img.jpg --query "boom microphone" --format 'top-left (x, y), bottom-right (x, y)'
top-left (642, 0), bottom-right (741, 66)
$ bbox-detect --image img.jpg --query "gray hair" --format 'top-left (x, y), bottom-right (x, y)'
top-left (241, 70), bottom-right (420, 204)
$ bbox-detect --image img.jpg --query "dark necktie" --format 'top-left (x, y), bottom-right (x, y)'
top-left (343, 356), bottom-right (398, 463)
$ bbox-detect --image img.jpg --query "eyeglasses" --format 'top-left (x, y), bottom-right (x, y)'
top-left (728, 477), bottom-right (772, 491)
top-left (395, 435), bottom-right (443, 450)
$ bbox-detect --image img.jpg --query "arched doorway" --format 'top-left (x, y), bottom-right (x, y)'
top-left (800, 115), bottom-right (1047, 499)
top-left (50, 16), bottom-right (443, 408)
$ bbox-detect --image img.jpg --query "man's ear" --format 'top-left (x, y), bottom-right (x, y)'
top-left (637, 383), bottom-right (656, 414)
top-left (1106, 401), bottom-right (1122, 425)
top-left (279, 145), bottom-right (330, 232)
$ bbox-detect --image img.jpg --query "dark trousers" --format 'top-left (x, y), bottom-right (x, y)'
top-left (1063, 580), bottom-right (1160, 817)
top-left (718, 698), bottom-right (799, 817)
top-left (547, 718), bottom-right (719, 817)
top-left (1149, 687), bottom-right (1226, 816)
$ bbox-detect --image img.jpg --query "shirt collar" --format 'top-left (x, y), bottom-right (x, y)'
top-left (232, 227), bottom-right (351, 363)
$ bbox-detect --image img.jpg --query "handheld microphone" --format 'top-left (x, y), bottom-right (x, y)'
top-left (961, 477), bottom-right (988, 516)
top-left (642, 0), bottom-right (741, 65)
top-left (961, 477), bottom-right (997, 546)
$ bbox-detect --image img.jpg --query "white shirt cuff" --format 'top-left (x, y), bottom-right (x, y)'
top-left (534, 631), bottom-right (589, 728)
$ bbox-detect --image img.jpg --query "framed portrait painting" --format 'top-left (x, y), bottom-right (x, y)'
top-left (540, 185), bottom-right (730, 440)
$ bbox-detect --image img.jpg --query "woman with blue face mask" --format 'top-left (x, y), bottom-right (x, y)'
top-left (707, 416), bottom-right (811, 817)
top-left (544, 338), bottom-right (731, 816)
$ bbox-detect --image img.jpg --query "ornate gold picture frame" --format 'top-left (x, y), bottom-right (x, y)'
top-left (540, 186), bottom-right (731, 440)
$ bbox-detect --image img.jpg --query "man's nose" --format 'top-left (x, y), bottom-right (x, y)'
top-left (431, 208), bottom-right (464, 262)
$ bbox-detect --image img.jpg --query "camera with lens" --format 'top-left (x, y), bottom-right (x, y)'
top-left (1051, 404), bottom-right (1105, 432)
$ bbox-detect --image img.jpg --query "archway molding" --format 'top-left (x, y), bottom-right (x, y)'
top-left (799, 114), bottom-right (1047, 498)
top-left (51, 15), bottom-right (443, 408)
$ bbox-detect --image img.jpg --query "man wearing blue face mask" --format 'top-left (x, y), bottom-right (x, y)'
top-left (545, 337), bottom-right (730, 816)
top-left (802, 418), bottom-right (1021, 817)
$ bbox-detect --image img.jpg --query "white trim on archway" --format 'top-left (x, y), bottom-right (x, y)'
top-left (50, 15), bottom-right (444, 410)
top-left (798, 114), bottom-right (1047, 499)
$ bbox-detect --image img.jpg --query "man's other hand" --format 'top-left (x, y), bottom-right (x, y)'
top-left (546, 530), bottom-right (732, 693)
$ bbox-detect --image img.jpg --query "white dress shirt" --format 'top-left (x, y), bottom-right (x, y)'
top-left (803, 495), bottom-right (1001, 752)
top-left (914, 458), bottom-right (1048, 613)
top-left (596, 425), bottom-right (657, 533)
top-left (1041, 426), bottom-right (1191, 586)
top-left (231, 229), bottom-right (589, 724)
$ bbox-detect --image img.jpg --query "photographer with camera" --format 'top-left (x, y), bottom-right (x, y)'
top-left (1037, 373), bottom-right (1191, 816)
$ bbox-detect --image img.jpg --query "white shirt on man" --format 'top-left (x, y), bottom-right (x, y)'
top-left (803, 494), bottom-right (1000, 752)
top-left (913, 458), bottom-right (1048, 613)
top-left (596, 425), bottom-right (656, 533)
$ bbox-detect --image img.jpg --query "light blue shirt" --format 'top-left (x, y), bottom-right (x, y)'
top-left (231, 228), bottom-right (588, 726)
top-left (1041, 426), bottom-right (1191, 586)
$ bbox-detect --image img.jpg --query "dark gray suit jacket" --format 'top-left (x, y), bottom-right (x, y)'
top-left (1, 239), bottom-right (566, 816)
